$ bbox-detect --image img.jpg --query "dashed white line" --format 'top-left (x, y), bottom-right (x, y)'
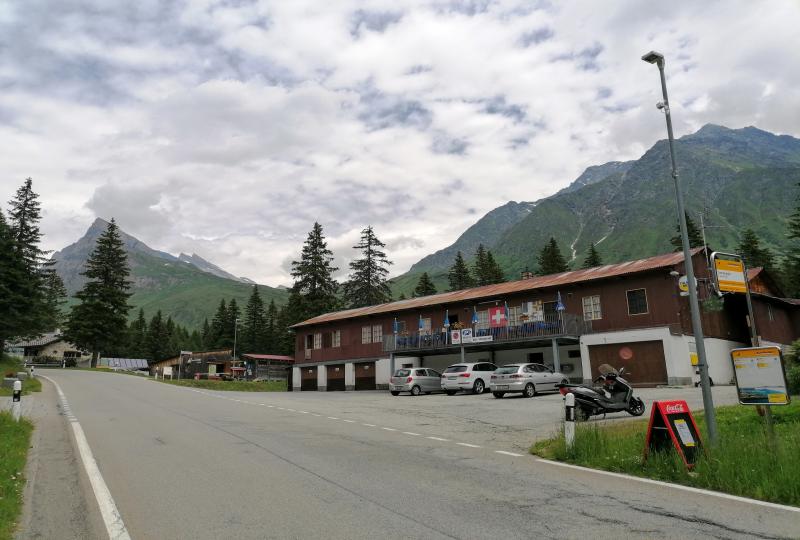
top-left (327, 416), bottom-right (339, 420)
top-left (457, 443), bottom-right (482, 448)
top-left (426, 436), bottom-right (449, 442)
top-left (267, 405), bottom-right (274, 408)
top-left (286, 408), bottom-right (296, 412)
top-left (311, 414), bottom-right (322, 417)
top-left (341, 419), bottom-right (355, 423)
top-left (299, 411), bottom-right (309, 414)
top-left (382, 427), bottom-right (398, 432)
top-left (362, 423), bottom-right (376, 427)
top-left (402, 432), bottom-right (421, 436)
top-left (495, 451), bottom-right (524, 457)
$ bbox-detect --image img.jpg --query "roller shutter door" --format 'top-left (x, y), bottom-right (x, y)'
top-left (354, 362), bottom-right (376, 390)
top-left (326, 364), bottom-right (346, 391)
top-left (588, 340), bottom-right (667, 387)
top-left (301, 366), bottom-right (318, 391)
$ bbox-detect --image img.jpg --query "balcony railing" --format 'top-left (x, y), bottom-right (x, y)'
top-left (383, 313), bottom-right (592, 353)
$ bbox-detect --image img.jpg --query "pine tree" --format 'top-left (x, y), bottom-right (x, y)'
top-left (472, 244), bottom-right (490, 286)
top-left (582, 242), bottom-right (603, 269)
top-left (241, 285), bottom-right (267, 353)
top-left (737, 229), bottom-right (774, 272)
top-left (448, 251), bottom-right (474, 291)
top-left (39, 269), bottom-right (67, 331)
top-left (201, 318), bottom-right (211, 349)
top-left (343, 226), bottom-right (393, 308)
top-left (145, 310), bottom-right (169, 361)
top-left (782, 183), bottom-right (800, 295)
top-left (670, 212), bottom-right (704, 251)
top-left (537, 238), bottom-right (569, 275)
top-left (265, 299), bottom-right (278, 352)
top-left (290, 222), bottom-right (340, 319)
top-left (64, 219), bottom-right (132, 366)
top-left (0, 211), bottom-right (31, 353)
top-left (485, 251), bottom-right (505, 284)
top-left (413, 272), bottom-right (437, 297)
top-left (210, 299), bottom-right (228, 347)
top-left (128, 308), bottom-right (148, 358)
top-left (227, 298), bottom-right (241, 348)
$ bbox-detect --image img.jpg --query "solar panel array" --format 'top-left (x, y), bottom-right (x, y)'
top-left (99, 358), bottom-right (149, 370)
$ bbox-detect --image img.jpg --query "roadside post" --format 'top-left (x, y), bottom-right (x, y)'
top-left (30, 365), bottom-right (35, 379)
top-left (564, 392), bottom-right (575, 449)
top-left (12, 380), bottom-right (22, 422)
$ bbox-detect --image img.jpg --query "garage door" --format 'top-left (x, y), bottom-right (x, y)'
top-left (301, 366), bottom-right (318, 391)
top-left (326, 364), bottom-right (346, 391)
top-left (587, 340), bottom-right (667, 386)
top-left (354, 362), bottom-right (376, 390)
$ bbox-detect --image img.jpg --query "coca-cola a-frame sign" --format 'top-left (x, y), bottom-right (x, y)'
top-left (643, 400), bottom-right (703, 469)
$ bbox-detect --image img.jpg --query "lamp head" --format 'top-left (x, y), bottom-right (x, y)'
top-left (641, 50), bottom-right (664, 66)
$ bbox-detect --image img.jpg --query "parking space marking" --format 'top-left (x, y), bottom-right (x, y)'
top-left (457, 443), bottom-right (481, 448)
top-left (426, 436), bottom-right (449, 442)
top-left (495, 451), bottom-right (523, 457)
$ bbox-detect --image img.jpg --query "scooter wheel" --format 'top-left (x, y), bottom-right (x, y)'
top-left (627, 398), bottom-right (645, 417)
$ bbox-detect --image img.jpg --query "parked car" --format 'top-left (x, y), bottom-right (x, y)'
top-left (489, 363), bottom-right (568, 398)
top-left (440, 362), bottom-right (498, 395)
top-left (390, 368), bottom-right (443, 396)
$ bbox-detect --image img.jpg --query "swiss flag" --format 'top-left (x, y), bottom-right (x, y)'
top-left (488, 306), bottom-right (507, 328)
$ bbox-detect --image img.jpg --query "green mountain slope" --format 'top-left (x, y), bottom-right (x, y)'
top-left (391, 125), bottom-right (800, 298)
top-left (53, 219), bottom-right (287, 328)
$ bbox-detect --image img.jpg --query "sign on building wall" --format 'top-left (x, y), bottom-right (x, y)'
top-left (460, 328), bottom-right (473, 343)
top-left (730, 346), bottom-right (790, 405)
top-left (450, 329), bottom-right (461, 345)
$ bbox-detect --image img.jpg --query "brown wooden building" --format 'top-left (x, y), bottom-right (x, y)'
top-left (291, 249), bottom-right (800, 390)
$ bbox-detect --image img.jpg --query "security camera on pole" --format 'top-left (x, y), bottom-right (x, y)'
top-left (642, 50), bottom-right (719, 444)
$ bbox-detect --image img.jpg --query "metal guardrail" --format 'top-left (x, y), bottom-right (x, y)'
top-left (383, 313), bottom-right (592, 353)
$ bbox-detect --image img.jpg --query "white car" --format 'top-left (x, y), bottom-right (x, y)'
top-left (489, 363), bottom-right (568, 398)
top-left (440, 362), bottom-right (498, 395)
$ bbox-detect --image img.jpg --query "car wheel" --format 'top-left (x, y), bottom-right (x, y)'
top-left (411, 385), bottom-right (421, 396)
top-left (524, 383), bottom-right (536, 398)
top-left (445, 390), bottom-right (457, 396)
top-left (492, 392), bottom-right (505, 399)
top-left (473, 379), bottom-right (485, 395)
top-left (390, 391), bottom-right (400, 396)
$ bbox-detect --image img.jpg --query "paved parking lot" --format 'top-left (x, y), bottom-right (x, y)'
top-left (225, 384), bottom-right (739, 452)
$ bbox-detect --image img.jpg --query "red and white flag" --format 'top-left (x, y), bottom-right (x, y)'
top-left (488, 306), bottom-right (507, 328)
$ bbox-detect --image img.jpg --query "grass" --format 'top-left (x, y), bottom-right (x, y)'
top-left (532, 401), bottom-right (800, 507)
top-left (0, 356), bottom-right (42, 397)
top-left (154, 378), bottom-right (288, 392)
top-left (0, 411), bottom-right (34, 540)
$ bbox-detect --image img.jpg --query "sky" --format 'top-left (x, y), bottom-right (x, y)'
top-left (2, 0), bottom-right (799, 286)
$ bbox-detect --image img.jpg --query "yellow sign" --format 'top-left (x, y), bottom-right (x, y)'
top-left (715, 258), bottom-right (747, 293)
top-left (689, 352), bottom-right (699, 366)
top-left (730, 346), bottom-right (790, 406)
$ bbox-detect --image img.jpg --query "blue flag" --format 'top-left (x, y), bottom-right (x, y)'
top-left (419, 315), bottom-right (424, 330)
top-left (443, 309), bottom-right (450, 329)
top-left (556, 291), bottom-right (565, 311)
top-left (471, 307), bottom-right (479, 325)
top-left (393, 317), bottom-right (399, 334)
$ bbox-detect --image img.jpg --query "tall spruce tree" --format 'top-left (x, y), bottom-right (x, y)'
top-left (537, 237), bottom-right (569, 275)
top-left (145, 310), bottom-right (169, 361)
top-left (472, 244), bottom-right (490, 286)
top-left (210, 299), bottom-right (228, 347)
top-left (448, 251), bottom-right (474, 291)
top-left (0, 211), bottom-right (30, 353)
top-left (39, 269), bottom-right (67, 331)
top-left (227, 298), bottom-right (241, 349)
top-left (201, 318), bottom-right (211, 349)
top-left (290, 222), bottom-right (340, 319)
top-left (582, 242), bottom-right (603, 269)
top-left (738, 229), bottom-right (775, 272)
top-left (413, 272), bottom-right (437, 297)
top-left (670, 212), bottom-right (704, 251)
top-left (265, 299), bottom-right (278, 352)
top-left (241, 285), bottom-right (267, 353)
top-left (128, 308), bottom-right (148, 358)
top-left (343, 226), bottom-right (393, 308)
top-left (783, 182), bottom-right (800, 296)
top-left (64, 219), bottom-right (132, 366)
top-left (485, 251), bottom-right (505, 284)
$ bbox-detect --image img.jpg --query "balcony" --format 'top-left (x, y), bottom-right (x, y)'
top-left (383, 313), bottom-right (593, 354)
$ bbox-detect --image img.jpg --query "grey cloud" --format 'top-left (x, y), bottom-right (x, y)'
top-left (357, 84), bottom-right (432, 131)
top-left (553, 42), bottom-right (604, 71)
top-left (518, 27), bottom-right (554, 46)
top-left (434, 0), bottom-right (494, 16)
top-left (431, 135), bottom-right (468, 155)
top-left (86, 182), bottom-right (171, 238)
top-left (387, 235), bottom-right (425, 250)
top-left (350, 10), bottom-right (403, 36)
top-left (483, 95), bottom-right (526, 122)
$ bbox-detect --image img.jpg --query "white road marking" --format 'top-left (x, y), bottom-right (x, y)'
top-left (277, 407), bottom-right (286, 410)
top-left (299, 411), bottom-right (309, 414)
top-left (457, 443), bottom-right (482, 448)
top-left (362, 423), bottom-right (376, 427)
top-left (342, 419), bottom-right (355, 423)
top-left (311, 414), bottom-right (322, 417)
top-left (42, 376), bottom-right (132, 540)
top-left (382, 427), bottom-right (398, 431)
top-left (328, 417), bottom-right (339, 420)
top-left (267, 405), bottom-right (274, 408)
top-left (536, 458), bottom-right (800, 513)
top-left (402, 432), bottom-right (421, 436)
top-left (495, 451), bottom-right (524, 457)
top-left (426, 436), bottom-right (449, 442)
top-left (286, 408), bottom-right (296, 412)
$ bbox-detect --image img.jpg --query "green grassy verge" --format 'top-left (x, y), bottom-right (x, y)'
top-left (532, 401), bottom-right (800, 506)
top-left (155, 378), bottom-right (288, 392)
top-left (0, 356), bottom-right (42, 397)
top-left (0, 412), bottom-right (34, 540)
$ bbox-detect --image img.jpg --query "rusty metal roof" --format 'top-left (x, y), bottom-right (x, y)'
top-left (292, 249), bottom-right (703, 328)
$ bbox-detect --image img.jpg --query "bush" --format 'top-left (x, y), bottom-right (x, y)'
top-left (785, 340), bottom-right (800, 395)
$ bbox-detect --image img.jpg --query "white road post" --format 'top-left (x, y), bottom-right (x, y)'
top-left (30, 365), bottom-right (35, 379)
top-left (12, 380), bottom-right (22, 422)
top-left (564, 392), bottom-right (575, 449)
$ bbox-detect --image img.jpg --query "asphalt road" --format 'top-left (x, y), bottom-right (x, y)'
top-left (35, 371), bottom-right (798, 540)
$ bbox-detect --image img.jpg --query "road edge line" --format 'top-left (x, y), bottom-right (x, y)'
top-left (535, 457), bottom-right (800, 513)
top-left (41, 376), bottom-right (133, 539)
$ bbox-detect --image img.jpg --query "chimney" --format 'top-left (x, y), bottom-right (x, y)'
top-left (520, 268), bottom-right (534, 280)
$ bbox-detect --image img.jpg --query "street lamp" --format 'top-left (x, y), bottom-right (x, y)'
top-left (642, 50), bottom-right (719, 444)
top-left (233, 317), bottom-right (241, 361)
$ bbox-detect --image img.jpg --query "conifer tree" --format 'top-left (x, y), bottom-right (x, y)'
top-left (537, 237), bottom-right (569, 275)
top-left (670, 212), bottom-right (704, 251)
top-left (290, 222), bottom-right (340, 319)
top-left (782, 183), bottom-right (800, 295)
top-left (210, 299), bottom-right (228, 347)
top-left (145, 310), bottom-right (169, 361)
top-left (39, 269), bottom-right (67, 331)
top-left (0, 211), bottom-right (30, 353)
top-left (398, 292), bottom-right (407, 300)
top-left (128, 308), bottom-right (148, 358)
top-left (582, 242), bottom-right (603, 269)
top-left (472, 244), bottom-right (490, 286)
top-left (64, 219), bottom-right (132, 366)
top-left (242, 285), bottom-right (267, 353)
top-left (265, 299), bottom-right (278, 352)
top-left (448, 251), bottom-right (474, 291)
top-left (343, 226), bottom-right (393, 308)
top-left (226, 298), bottom-right (241, 348)
top-left (201, 318), bottom-right (211, 349)
top-left (413, 272), bottom-right (437, 297)
top-left (485, 251), bottom-right (505, 284)
top-left (737, 229), bottom-right (774, 272)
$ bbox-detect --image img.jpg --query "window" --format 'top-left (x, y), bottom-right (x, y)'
top-left (361, 326), bottom-right (372, 344)
top-left (331, 330), bottom-right (341, 348)
top-left (372, 324), bottom-right (383, 343)
top-left (305, 334), bottom-right (313, 350)
top-left (415, 370), bottom-right (427, 377)
top-left (508, 305), bottom-right (521, 326)
top-left (626, 289), bottom-right (649, 315)
top-left (543, 301), bottom-right (558, 318)
top-left (395, 320), bottom-right (407, 333)
top-left (428, 369), bottom-right (441, 378)
top-left (475, 310), bottom-right (489, 330)
top-left (582, 295), bottom-right (602, 320)
top-left (419, 318), bottom-right (432, 335)
top-left (313, 333), bottom-right (322, 350)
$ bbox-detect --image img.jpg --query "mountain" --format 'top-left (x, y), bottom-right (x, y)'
top-left (52, 219), bottom-right (287, 328)
top-left (391, 125), bottom-right (800, 297)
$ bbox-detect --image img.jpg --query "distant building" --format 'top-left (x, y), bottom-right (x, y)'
top-left (241, 354), bottom-right (294, 381)
top-left (291, 249), bottom-right (800, 391)
top-left (10, 332), bottom-right (92, 365)
top-left (150, 349), bottom-right (233, 379)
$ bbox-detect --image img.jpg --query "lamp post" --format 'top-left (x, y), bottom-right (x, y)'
top-left (233, 317), bottom-right (241, 361)
top-left (642, 50), bottom-right (718, 444)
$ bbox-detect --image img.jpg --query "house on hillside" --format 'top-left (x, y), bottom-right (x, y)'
top-left (150, 349), bottom-right (233, 379)
top-left (290, 248), bottom-right (800, 391)
top-left (10, 332), bottom-right (92, 365)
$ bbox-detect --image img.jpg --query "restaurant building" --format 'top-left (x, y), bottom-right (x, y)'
top-left (291, 249), bottom-right (800, 391)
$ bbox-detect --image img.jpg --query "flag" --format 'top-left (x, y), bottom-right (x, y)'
top-left (556, 291), bottom-right (565, 311)
top-left (419, 315), bottom-right (424, 330)
top-left (443, 309), bottom-right (450, 329)
top-left (488, 306), bottom-right (507, 328)
top-left (471, 307), bottom-right (479, 325)
top-left (393, 317), bottom-right (399, 334)
top-left (504, 301), bottom-right (510, 324)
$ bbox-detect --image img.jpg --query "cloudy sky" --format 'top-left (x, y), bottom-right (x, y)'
top-left (2, 1), bottom-right (799, 286)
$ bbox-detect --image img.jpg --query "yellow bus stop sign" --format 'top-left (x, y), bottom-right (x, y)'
top-left (715, 258), bottom-right (746, 293)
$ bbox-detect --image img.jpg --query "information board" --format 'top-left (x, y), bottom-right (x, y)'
top-left (713, 256), bottom-right (747, 293)
top-left (730, 346), bottom-right (791, 405)
top-left (643, 400), bottom-right (703, 469)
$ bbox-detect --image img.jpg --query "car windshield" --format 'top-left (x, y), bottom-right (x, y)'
top-left (444, 365), bottom-right (468, 373)
top-left (394, 369), bottom-right (411, 377)
top-left (496, 366), bottom-right (519, 374)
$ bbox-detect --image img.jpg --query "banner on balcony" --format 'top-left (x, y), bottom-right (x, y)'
top-left (451, 329), bottom-right (461, 345)
top-left (489, 306), bottom-right (507, 327)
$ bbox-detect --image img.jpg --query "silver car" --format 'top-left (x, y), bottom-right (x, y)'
top-left (390, 368), bottom-right (443, 396)
top-left (489, 363), bottom-right (568, 398)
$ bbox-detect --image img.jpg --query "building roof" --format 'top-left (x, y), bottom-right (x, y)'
top-left (242, 354), bottom-right (295, 362)
top-left (11, 332), bottom-right (63, 348)
top-left (293, 248), bottom-right (703, 328)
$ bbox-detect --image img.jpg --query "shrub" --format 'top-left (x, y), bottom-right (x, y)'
top-left (785, 340), bottom-right (800, 395)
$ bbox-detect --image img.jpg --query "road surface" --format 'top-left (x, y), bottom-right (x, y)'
top-left (27, 371), bottom-right (799, 539)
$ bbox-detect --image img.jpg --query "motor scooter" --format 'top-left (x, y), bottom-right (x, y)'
top-left (558, 364), bottom-right (645, 419)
